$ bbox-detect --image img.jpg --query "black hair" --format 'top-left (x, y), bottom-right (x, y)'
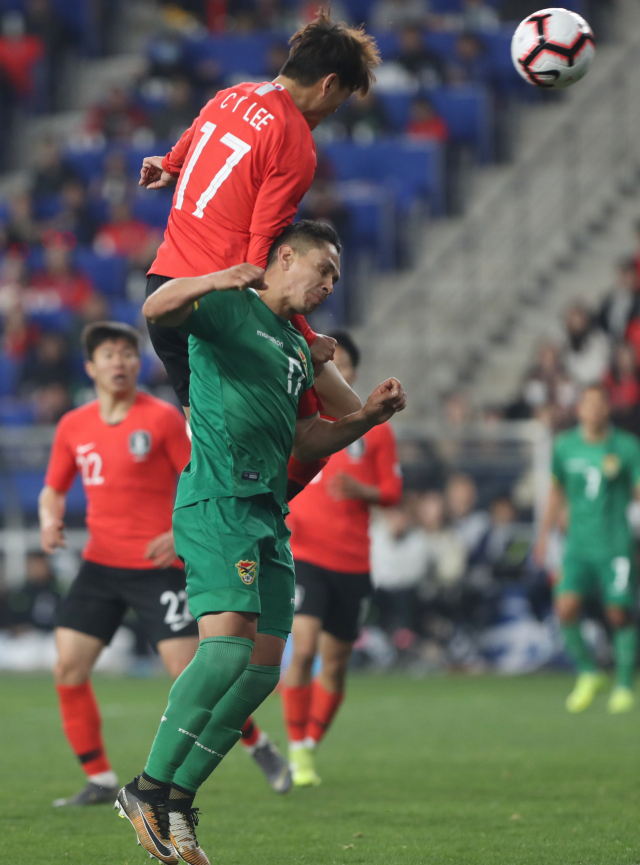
top-left (266, 219), bottom-right (341, 269)
top-left (280, 10), bottom-right (380, 95)
top-left (82, 321), bottom-right (140, 360)
top-left (580, 382), bottom-right (609, 400)
top-left (330, 329), bottom-right (360, 368)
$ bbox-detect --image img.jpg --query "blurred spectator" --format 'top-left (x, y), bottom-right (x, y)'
top-left (448, 33), bottom-right (492, 87)
top-left (26, 233), bottom-right (94, 313)
top-left (445, 472), bottom-right (490, 560)
top-left (91, 150), bottom-right (135, 205)
top-left (561, 301), bottom-right (610, 387)
top-left (443, 389), bottom-right (474, 427)
top-left (151, 77), bottom-right (198, 142)
top-left (32, 381), bottom-right (72, 422)
top-left (85, 85), bottom-right (149, 143)
top-left (0, 249), bottom-right (28, 311)
top-left (406, 96), bottom-right (449, 142)
top-left (47, 179), bottom-right (99, 245)
top-left (30, 138), bottom-right (79, 198)
top-left (371, 506), bottom-right (429, 635)
top-left (461, 0), bottom-right (500, 31)
top-left (418, 491), bottom-right (467, 586)
top-left (371, 0), bottom-right (430, 32)
top-left (340, 91), bottom-right (390, 142)
top-left (3, 552), bottom-right (60, 632)
top-left (3, 193), bottom-right (40, 246)
top-left (397, 25), bottom-right (445, 88)
top-left (498, 0), bottom-right (541, 22)
top-left (94, 201), bottom-right (161, 267)
top-left (0, 11), bottom-right (44, 101)
top-left (2, 301), bottom-right (39, 360)
top-left (598, 258), bottom-right (640, 341)
top-left (19, 330), bottom-right (70, 393)
top-left (299, 180), bottom-right (351, 243)
top-left (518, 342), bottom-right (576, 420)
top-left (604, 342), bottom-right (640, 427)
top-left (473, 496), bottom-right (527, 583)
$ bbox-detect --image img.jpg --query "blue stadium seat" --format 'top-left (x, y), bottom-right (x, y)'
top-left (0, 354), bottom-right (18, 397)
top-left (64, 144), bottom-right (108, 184)
top-left (379, 85), bottom-right (493, 161)
top-left (132, 190), bottom-right (173, 229)
top-left (126, 142), bottom-right (173, 179)
top-left (180, 33), bottom-right (279, 80)
top-left (27, 309), bottom-right (75, 332)
top-left (75, 249), bottom-right (128, 297)
top-left (110, 300), bottom-right (141, 327)
top-left (6, 467), bottom-right (86, 514)
top-left (338, 182), bottom-right (397, 269)
top-left (32, 193), bottom-right (63, 221)
top-left (0, 398), bottom-right (35, 427)
top-left (323, 139), bottom-right (445, 214)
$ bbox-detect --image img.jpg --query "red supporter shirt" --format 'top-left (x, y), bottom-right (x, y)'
top-left (287, 423), bottom-right (403, 573)
top-left (44, 392), bottom-right (191, 570)
top-left (151, 81), bottom-right (317, 280)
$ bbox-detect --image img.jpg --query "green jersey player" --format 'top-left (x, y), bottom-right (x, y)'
top-left (536, 383), bottom-right (640, 715)
top-left (113, 221), bottom-right (407, 865)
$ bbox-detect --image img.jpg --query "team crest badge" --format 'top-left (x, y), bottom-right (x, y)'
top-left (297, 347), bottom-right (308, 378)
top-left (236, 560), bottom-right (258, 585)
top-left (129, 430), bottom-right (152, 459)
top-left (602, 453), bottom-right (621, 479)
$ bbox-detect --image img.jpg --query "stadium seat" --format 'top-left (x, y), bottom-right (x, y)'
top-left (75, 249), bottom-right (128, 298)
top-left (379, 85), bottom-right (493, 162)
top-left (0, 354), bottom-right (18, 397)
top-left (323, 139), bottom-right (445, 215)
top-left (179, 33), bottom-right (278, 80)
top-left (338, 181), bottom-right (398, 270)
top-left (26, 309), bottom-right (75, 333)
top-left (110, 300), bottom-right (141, 327)
top-left (132, 190), bottom-right (173, 229)
top-left (0, 398), bottom-right (35, 427)
top-left (64, 144), bottom-right (108, 184)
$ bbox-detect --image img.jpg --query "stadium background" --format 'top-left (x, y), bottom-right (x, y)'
top-left (4, 2), bottom-right (640, 863)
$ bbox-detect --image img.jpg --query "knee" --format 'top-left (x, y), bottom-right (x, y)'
top-left (54, 657), bottom-right (90, 686)
top-left (555, 596), bottom-right (580, 624)
top-left (290, 646), bottom-right (316, 676)
top-left (607, 607), bottom-right (630, 629)
top-left (321, 654), bottom-right (351, 692)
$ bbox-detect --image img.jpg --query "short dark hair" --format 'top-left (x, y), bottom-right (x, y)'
top-left (330, 330), bottom-right (360, 368)
top-left (82, 321), bottom-right (140, 360)
top-left (281, 10), bottom-right (380, 96)
top-left (266, 219), bottom-right (341, 269)
top-left (580, 382), bottom-right (609, 401)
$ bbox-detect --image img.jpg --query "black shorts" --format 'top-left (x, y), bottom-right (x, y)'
top-left (294, 560), bottom-right (372, 642)
top-left (56, 560), bottom-right (198, 647)
top-left (146, 273), bottom-right (191, 407)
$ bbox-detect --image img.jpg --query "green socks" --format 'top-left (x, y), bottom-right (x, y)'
top-left (613, 625), bottom-right (637, 689)
top-left (144, 636), bottom-right (253, 784)
top-left (560, 623), bottom-right (596, 673)
top-left (172, 664), bottom-right (281, 793)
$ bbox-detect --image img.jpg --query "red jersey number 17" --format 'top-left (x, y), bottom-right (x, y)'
top-left (175, 121), bottom-right (252, 219)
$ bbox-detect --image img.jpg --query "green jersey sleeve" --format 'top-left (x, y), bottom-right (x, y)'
top-left (179, 290), bottom-right (251, 342)
top-left (551, 439), bottom-right (566, 487)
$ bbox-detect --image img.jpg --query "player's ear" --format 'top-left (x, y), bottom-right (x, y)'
top-left (84, 359), bottom-right (96, 382)
top-left (321, 73), bottom-right (340, 97)
top-left (278, 244), bottom-right (295, 271)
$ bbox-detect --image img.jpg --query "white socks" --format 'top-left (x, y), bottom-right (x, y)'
top-left (89, 770), bottom-right (118, 788)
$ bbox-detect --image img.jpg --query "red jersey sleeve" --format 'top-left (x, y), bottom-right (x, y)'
top-left (162, 406), bottom-right (191, 474)
top-left (372, 424), bottom-right (403, 507)
top-left (297, 385), bottom-right (320, 419)
top-left (291, 314), bottom-right (317, 346)
top-left (161, 117), bottom-right (198, 178)
top-left (44, 416), bottom-right (77, 493)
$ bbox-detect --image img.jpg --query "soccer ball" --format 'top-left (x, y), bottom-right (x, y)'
top-left (511, 8), bottom-right (595, 89)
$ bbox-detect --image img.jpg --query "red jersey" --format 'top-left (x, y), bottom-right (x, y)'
top-left (151, 81), bottom-right (317, 279)
top-left (288, 423), bottom-right (402, 573)
top-left (44, 392), bottom-right (190, 570)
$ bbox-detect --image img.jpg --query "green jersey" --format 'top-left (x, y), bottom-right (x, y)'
top-left (175, 288), bottom-right (315, 510)
top-left (552, 425), bottom-right (640, 557)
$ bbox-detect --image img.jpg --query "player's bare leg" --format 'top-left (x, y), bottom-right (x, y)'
top-left (157, 636), bottom-right (199, 678)
top-left (52, 628), bottom-right (119, 806)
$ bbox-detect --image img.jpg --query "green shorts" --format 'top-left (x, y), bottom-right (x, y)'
top-left (555, 549), bottom-right (638, 609)
top-left (173, 494), bottom-right (295, 640)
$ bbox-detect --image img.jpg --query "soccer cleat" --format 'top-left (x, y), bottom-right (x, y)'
top-left (114, 778), bottom-right (178, 864)
top-left (289, 745), bottom-right (321, 787)
top-left (250, 737), bottom-right (293, 794)
top-left (607, 686), bottom-right (635, 714)
top-left (565, 672), bottom-right (608, 713)
top-left (168, 803), bottom-right (210, 865)
top-left (53, 780), bottom-right (119, 807)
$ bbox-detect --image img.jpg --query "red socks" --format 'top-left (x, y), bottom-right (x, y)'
top-left (306, 680), bottom-right (344, 745)
top-left (240, 717), bottom-right (261, 748)
top-left (56, 682), bottom-right (111, 777)
top-left (281, 680), bottom-right (344, 746)
top-left (281, 683), bottom-right (312, 743)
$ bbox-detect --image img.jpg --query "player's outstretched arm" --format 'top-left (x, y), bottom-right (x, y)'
top-left (142, 264), bottom-right (266, 327)
top-left (315, 359), bottom-right (363, 419)
top-left (293, 378), bottom-right (406, 463)
top-left (39, 485), bottom-right (67, 553)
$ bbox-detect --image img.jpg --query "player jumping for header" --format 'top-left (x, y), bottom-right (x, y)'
top-left (113, 221), bottom-right (407, 865)
top-left (536, 383), bottom-right (640, 714)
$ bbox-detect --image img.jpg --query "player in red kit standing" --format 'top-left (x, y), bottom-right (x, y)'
top-left (281, 332), bottom-right (403, 786)
top-left (39, 322), bottom-right (196, 807)
top-left (139, 11), bottom-right (380, 421)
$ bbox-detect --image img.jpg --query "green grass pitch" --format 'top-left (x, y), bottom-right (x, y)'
top-left (2, 671), bottom-right (640, 865)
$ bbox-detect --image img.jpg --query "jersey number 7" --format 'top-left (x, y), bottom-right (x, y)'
top-left (175, 121), bottom-right (252, 218)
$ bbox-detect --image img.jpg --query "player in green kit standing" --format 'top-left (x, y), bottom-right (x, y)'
top-left (112, 220), bottom-right (407, 865)
top-left (536, 383), bottom-right (640, 715)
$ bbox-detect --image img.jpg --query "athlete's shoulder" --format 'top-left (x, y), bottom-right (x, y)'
top-left (612, 426), bottom-right (640, 452)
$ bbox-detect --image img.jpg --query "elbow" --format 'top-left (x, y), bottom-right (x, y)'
top-left (142, 298), bottom-right (159, 323)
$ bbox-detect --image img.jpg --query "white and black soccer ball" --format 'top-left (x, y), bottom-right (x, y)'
top-left (511, 7), bottom-right (595, 90)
